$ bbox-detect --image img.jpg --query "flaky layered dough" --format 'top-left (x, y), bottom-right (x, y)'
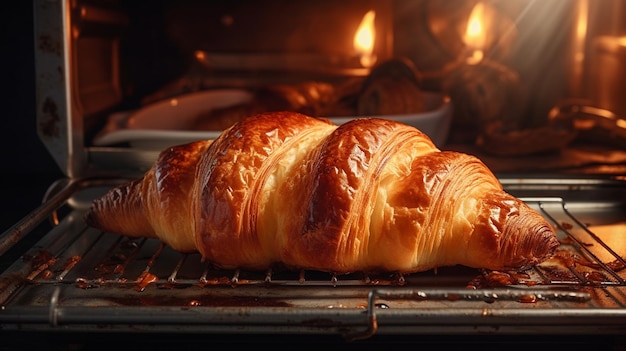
top-left (85, 111), bottom-right (559, 274)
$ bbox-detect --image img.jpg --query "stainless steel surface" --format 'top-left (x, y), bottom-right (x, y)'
top-left (34, 0), bottom-right (84, 179)
top-left (1, 177), bottom-right (625, 339)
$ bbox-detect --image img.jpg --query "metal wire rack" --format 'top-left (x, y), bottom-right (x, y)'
top-left (1, 179), bottom-right (625, 338)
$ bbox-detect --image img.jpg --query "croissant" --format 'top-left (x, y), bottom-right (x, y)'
top-left (85, 111), bottom-right (559, 274)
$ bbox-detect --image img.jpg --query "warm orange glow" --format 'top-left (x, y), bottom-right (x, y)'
top-left (194, 50), bottom-right (206, 62)
top-left (467, 15), bottom-right (482, 41)
top-left (464, 2), bottom-right (487, 64)
top-left (576, 223), bottom-right (626, 263)
top-left (570, 0), bottom-right (588, 96)
top-left (353, 10), bottom-right (376, 67)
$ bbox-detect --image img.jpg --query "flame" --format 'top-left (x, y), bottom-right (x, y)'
top-left (354, 10), bottom-right (376, 67)
top-left (464, 2), bottom-right (487, 64)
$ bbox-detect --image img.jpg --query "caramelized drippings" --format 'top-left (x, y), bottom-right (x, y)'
top-left (23, 250), bottom-right (54, 268)
top-left (60, 255), bottom-right (81, 271)
top-left (583, 271), bottom-right (607, 286)
top-left (134, 271), bottom-right (159, 292)
top-left (518, 294), bottom-right (537, 303)
top-left (466, 270), bottom-right (531, 289)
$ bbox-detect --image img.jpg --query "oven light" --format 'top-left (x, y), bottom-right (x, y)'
top-left (353, 10), bottom-right (377, 68)
top-left (464, 2), bottom-right (487, 65)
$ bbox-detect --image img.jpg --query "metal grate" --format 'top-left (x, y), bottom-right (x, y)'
top-left (15, 197), bottom-right (626, 288)
top-left (1, 179), bottom-right (626, 338)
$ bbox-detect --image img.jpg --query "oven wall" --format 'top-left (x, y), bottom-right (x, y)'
top-left (77, 0), bottom-right (625, 136)
top-left (25, 0), bottom-right (626, 182)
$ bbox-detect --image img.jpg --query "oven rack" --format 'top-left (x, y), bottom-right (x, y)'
top-left (1, 177), bottom-right (626, 338)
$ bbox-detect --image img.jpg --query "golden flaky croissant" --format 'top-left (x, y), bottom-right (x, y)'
top-left (85, 111), bottom-right (559, 274)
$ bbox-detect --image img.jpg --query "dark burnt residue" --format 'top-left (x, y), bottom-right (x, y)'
top-left (551, 249), bottom-right (613, 271)
top-left (568, 252), bottom-right (626, 272)
top-left (134, 271), bottom-right (159, 292)
top-left (158, 282), bottom-right (195, 290)
top-left (23, 250), bottom-right (55, 268)
top-left (464, 248), bottom-right (615, 289)
top-left (536, 264), bottom-right (579, 282)
top-left (75, 277), bottom-right (103, 289)
top-left (38, 33), bottom-right (61, 56)
top-left (583, 271), bottom-right (608, 286)
top-left (607, 260), bottom-right (626, 271)
top-left (39, 270), bottom-right (55, 279)
top-left (40, 97), bottom-right (60, 138)
top-left (95, 252), bottom-right (128, 275)
top-left (59, 255), bottom-right (81, 272)
top-left (466, 270), bottom-right (532, 289)
top-left (518, 294), bottom-right (538, 303)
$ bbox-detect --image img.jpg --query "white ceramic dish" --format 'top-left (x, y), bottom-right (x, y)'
top-left (94, 89), bottom-right (252, 150)
top-left (331, 93), bottom-right (452, 147)
top-left (94, 89), bottom-right (452, 150)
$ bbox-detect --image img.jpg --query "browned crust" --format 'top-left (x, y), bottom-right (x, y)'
top-left (283, 118), bottom-right (436, 271)
top-left (193, 112), bottom-right (336, 267)
top-left (86, 111), bottom-right (559, 274)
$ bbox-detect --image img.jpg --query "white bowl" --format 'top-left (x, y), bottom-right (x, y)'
top-left (331, 92), bottom-right (452, 147)
top-left (94, 88), bottom-right (452, 150)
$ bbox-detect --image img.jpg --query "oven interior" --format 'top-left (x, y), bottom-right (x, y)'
top-left (2, 0), bottom-right (626, 343)
top-left (34, 0), bottom-right (626, 178)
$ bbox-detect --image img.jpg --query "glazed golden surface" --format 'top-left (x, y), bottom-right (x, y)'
top-left (85, 111), bottom-right (559, 273)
